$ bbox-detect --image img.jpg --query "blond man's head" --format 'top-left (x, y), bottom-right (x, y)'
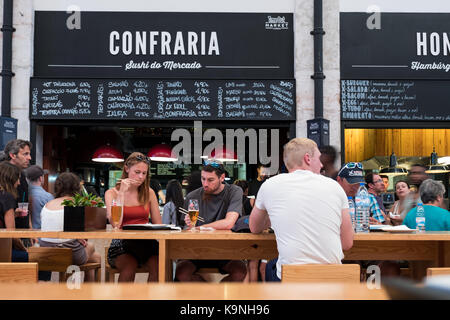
top-left (283, 138), bottom-right (322, 173)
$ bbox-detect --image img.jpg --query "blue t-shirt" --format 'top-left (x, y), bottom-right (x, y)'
top-left (29, 185), bottom-right (54, 229)
top-left (403, 205), bottom-right (450, 231)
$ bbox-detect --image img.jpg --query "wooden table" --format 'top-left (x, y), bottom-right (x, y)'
top-left (1, 229), bottom-right (450, 282)
top-left (0, 282), bottom-right (389, 300)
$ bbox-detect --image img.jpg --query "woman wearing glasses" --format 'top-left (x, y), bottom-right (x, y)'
top-left (105, 152), bottom-right (162, 282)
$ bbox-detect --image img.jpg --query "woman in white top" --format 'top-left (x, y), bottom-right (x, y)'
top-left (40, 172), bottom-right (101, 282)
top-left (389, 180), bottom-right (411, 225)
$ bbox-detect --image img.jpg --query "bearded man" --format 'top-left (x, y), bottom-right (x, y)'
top-left (175, 160), bottom-right (246, 282)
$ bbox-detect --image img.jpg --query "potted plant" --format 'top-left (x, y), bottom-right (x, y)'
top-left (62, 192), bottom-right (107, 231)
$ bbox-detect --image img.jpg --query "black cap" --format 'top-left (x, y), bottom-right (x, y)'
top-left (26, 165), bottom-right (48, 181)
top-left (337, 163), bottom-right (364, 184)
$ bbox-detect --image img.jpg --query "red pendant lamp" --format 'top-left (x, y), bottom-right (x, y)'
top-left (92, 145), bottom-right (124, 163)
top-left (147, 144), bottom-right (178, 162)
top-left (202, 146), bottom-right (237, 162)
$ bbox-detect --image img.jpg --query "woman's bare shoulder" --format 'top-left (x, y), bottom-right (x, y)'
top-left (45, 197), bottom-right (64, 210)
top-left (105, 188), bottom-right (118, 197)
top-left (148, 187), bottom-right (156, 197)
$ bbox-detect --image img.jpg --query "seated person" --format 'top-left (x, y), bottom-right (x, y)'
top-left (40, 172), bottom-right (101, 282)
top-left (403, 179), bottom-right (450, 230)
top-left (162, 179), bottom-right (185, 226)
top-left (175, 160), bottom-right (247, 282)
top-left (389, 180), bottom-right (411, 225)
top-left (0, 161), bottom-right (28, 262)
top-left (106, 152), bottom-right (162, 282)
top-left (250, 138), bottom-right (353, 281)
top-left (365, 173), bottom-right (390, 225)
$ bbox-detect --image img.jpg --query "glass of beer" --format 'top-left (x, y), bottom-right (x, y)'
top-left (188, 199), bottom-right (199, 229)
top-left (111, 199), bottom-right (123, 230)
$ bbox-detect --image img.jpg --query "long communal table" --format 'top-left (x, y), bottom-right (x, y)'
top-left (0, 282), bottom-right (388, 300)
top-left (1, 229), bottom-right (450, 282)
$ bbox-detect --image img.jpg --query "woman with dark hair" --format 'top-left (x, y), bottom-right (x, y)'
top-left (40, 172), bottom-right (101, 281)
top-left (162, 179), bottom-right (184, 226)
top-left (389, 180), bottom-right (411, 225)
top-left (0, 161), bottom-right (28, 262)
top-left (105, 152), bottom-right (161, 282)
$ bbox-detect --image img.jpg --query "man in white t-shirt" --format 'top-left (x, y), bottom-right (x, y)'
top-left (249, 138), bottom-right (354, 281)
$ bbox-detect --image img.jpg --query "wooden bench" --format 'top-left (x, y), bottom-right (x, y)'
top-left (427, 267), bottom-right (450, 277)
top-left (282, 264), bottom-right (361, 283)
top-left (0, 262), bottom-right (38, 282)
top-left (0, 239), bottom-right (12, 262)
top-left (28, 247), bottom-right (101, 282)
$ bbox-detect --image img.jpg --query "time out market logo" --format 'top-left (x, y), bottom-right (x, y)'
top-left (265, 16), bottom-right (288, 30)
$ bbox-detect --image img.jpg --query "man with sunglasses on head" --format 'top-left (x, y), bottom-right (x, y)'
top-left (175, 160), bottom-right (247, 282)
top-left (250, 138), bottom-right (354, 282)
top-left (336, 162), bottom-right (365, 198)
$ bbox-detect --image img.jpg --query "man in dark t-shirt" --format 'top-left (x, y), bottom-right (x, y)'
top-left (248, 164), bottom-right (270, 207)
top-left (175, 160), bottom-right (246, 282)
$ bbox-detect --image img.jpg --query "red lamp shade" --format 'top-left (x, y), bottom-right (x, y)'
top-left (92, 145), bottom-right (124, 163)
top-left (203, 146), bottom-right (237, 162)
top-left (147, 144), bottom-right (178, 162)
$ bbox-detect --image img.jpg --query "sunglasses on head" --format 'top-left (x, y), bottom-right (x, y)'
top-left (344, 162), bottom-right (363, 169)
top-left (133, 155), bottom-right (151, 165)
top-left (337, 162), bottom-right (363, 177)
top-left (203, 159), bottom-right (224, 169)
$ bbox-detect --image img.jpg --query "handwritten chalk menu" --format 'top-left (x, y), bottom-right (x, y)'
top-left (341, 80), bottom-right (450, 121)
top-left (30, 78), bottom-right (295, 121)
top-left (157, 163), bottom-right (177, 176)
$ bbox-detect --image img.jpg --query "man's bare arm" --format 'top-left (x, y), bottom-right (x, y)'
top-left (249, 205), bottom-right (270, 233)
top-left (340, 208), bottom-right (354, 251)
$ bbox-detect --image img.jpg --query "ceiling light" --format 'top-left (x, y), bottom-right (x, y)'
top-left (147, 144), bottom-right (178, 162)
top-left (92, 145), bottom-right (124, 163)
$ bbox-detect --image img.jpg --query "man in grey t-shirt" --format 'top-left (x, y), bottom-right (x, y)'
top-left (175, 160), bottom-right (247, 282)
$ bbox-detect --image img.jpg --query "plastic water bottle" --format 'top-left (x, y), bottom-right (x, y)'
top-left (416, 202), bottom-right (426, 232)
top-left (355, 183), bottom-right (370, 233)
top-left (348, 196), bottom-right (356, 231)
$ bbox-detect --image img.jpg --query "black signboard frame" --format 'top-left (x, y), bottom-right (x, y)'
top-left (340, 12), bottom-right (450, 80)
top-left (340, 12), bottom-right (450, 122)
top-left (34, 11), bottom-right (294, 79)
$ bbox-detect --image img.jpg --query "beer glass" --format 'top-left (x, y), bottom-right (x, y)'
top-left (188, 199), bottom-right (199, 229)
top-left (111, 199), bottom-right (123, 230)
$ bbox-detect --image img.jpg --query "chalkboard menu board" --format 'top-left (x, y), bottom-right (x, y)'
top-left (341, 80), bottom-right (450, 121)
top-left (30, 78), bottom-right (295, 121)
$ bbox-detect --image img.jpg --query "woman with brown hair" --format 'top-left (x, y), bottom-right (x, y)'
top-left (0, 161), bottom-right (28, 262)
top-left (389, 180), bottom-right (411, 225)
top-left (106, 152), bottom-right (161, 282)
top-left (40, 172), bottom-right (101, 281)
